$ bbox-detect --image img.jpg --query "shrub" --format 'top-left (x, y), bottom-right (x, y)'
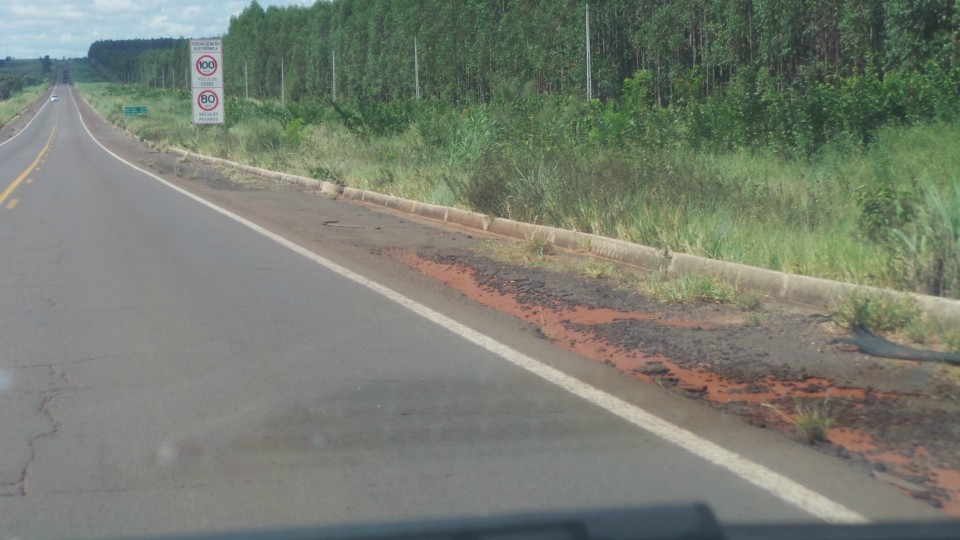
top-left (283, 118), bottom-right (306, 147)
top-left (832, 291), bottom-right (920, 333)
top-left (855, 183), bottom-right (917, 242)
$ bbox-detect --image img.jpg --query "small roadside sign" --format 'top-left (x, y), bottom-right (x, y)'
top-left (123, 106), bottom-right (148, 117)
top-left (190, 38), bottom-right (224, 124)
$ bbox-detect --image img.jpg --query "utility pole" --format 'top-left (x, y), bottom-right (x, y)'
top-left (331, 50), bottom-right (337, 101)
top-left (414, 37), bottom-right (420, 100)
top-left (281, 57), bottom-right (285, 106)
top-left (585, 3), bottom-right (592, 100)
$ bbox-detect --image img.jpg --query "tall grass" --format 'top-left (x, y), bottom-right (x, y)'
top-left (77, 81), bottom-right (463, 206)
top-left (890, 186), bottom-right (960, 297)
top-left (73, 80), bottom-right (960, 298)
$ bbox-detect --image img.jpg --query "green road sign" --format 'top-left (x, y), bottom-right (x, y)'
top-left (123, 106), bottom-right (148, 117)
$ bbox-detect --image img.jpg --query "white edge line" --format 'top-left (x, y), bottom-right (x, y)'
top-left (67, 85), bottom-right (869, 525)
top-left (0, 85), bottom-right (53, 149)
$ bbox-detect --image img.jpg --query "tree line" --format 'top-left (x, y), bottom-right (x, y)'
top-left (86, 1), bottom-right (959, 103)
top-left (85, 0), bottom-right (960, 154)
top-left (0, 57), bottom-right (53, 100)
top-left (88, 38), bottom-right (189, 87)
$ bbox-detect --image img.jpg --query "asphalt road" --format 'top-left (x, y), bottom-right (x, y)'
top-left (0, 84), bottom-right (944, 538)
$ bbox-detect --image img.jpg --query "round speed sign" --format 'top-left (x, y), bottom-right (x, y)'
top-left (195, 55), bottom-right (218, 77)
top-left (196, 90), bottom-right (219, 111)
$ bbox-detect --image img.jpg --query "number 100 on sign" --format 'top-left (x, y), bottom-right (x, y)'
top-left (192, 87), bottom-right (224, 124)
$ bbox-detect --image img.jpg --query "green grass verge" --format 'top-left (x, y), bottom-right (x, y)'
top-left (71, 77), bottom-right (960, 300)
top-left (0, 83), bottom-right (47, 127)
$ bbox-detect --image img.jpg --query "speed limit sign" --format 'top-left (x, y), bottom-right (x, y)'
top-left (190, 39), bottom-right (224, 124)
top-left (195, 55), bottom-right (218, 77)
top-left (192, 87), bottom-right (224, 124)
top-left (197, 89), bottom-right (219, 111)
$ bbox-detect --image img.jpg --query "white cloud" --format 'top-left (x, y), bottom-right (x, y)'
top-left (146, 14), bottom-right (194, 38)
top-left (9, 5), bottom-right (45, 17)
top-left (92, 0), bottom-right (139, 13)
top-left (0, 1), bottom-right (310, 59)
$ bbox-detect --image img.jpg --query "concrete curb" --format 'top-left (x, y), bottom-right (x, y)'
top-left (167, 148), bottom-right (344, 196)
top-left (166, 146), bottom-right (960, 324)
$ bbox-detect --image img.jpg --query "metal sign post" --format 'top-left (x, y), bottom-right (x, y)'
top-left (190, 39), bottom-right (225, 124)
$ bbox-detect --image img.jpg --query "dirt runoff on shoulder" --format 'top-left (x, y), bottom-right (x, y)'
top-left (386, 245), bottom-right (960, 515)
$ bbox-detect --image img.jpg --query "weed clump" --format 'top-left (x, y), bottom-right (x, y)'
top-left (582, 260), bottom-right (615, 279)
top-left (648, 273), bottom-right (736, 304)
top-left (832, 291), bottom-right (919, 333)
top-left (792, 403), bottom-right (835, 444)
top-left (523, 233), bottom-right (551, 260)
top-left (764, 398), bottom-right (835, 444)
top-left (735, 291), bottom-right (765, 312)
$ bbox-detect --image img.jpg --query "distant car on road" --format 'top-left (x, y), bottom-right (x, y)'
top-left (50, 95), bottom-right (59, 102)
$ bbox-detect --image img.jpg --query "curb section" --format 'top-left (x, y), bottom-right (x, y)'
top-left (168, 148), bottom-right (341, 196)
top-left (166, 146), bottom-right (960, 325)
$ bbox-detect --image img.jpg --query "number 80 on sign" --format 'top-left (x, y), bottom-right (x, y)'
top-left (192, 87), bottom-right (224, 124)
top-left (197, 90), bottom-right (219, 110)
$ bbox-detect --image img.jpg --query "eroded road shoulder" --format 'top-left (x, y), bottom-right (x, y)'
top-left (392, 246), bottom-right (960, 514)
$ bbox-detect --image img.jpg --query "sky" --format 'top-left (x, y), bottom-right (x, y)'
top-left (0, 0), bottom-right (314, 60)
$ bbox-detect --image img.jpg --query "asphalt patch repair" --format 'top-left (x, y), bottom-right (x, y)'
top-left (389, 246), bottom-right (960, 515)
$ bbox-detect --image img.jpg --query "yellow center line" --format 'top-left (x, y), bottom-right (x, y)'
top-left (6, 199), bottom-right (18, 209)
top-left (0, 124), bottom-right (57, 207)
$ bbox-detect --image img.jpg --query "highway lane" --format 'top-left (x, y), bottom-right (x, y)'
top-left (0, 86), bottom-right (942, 537)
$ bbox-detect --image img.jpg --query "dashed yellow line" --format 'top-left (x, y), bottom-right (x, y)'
top-left (0, 125), bottom-right (56, 207)
top-left (6, 199), bottom-right (18, 209)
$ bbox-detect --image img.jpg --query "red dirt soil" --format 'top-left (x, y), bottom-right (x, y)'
top-left (398, 252), bottom-right (960, 515)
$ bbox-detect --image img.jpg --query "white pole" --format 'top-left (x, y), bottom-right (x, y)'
top-left (414, 37), bottom-right (420, 100)
top-left (331, 50), bottom-right (337, 101)
top-left (585, 3), bottom-right (592, 100)
top-left (244, 62), bottom-right (249, 99)
top-left (281, 57), bottom-right (285, 106)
